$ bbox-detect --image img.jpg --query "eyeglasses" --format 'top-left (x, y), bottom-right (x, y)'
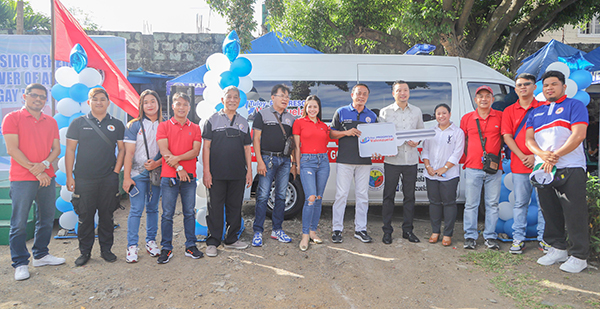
top-left (28, 93), bottom-right (47, 100)
top-left (516, 82), bottom-right (533, 87)
top-left (273, 94), bottom-right (290, 99)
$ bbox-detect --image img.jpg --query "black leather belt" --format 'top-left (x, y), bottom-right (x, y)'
top-left (261, 150), bottom-right (287, 157)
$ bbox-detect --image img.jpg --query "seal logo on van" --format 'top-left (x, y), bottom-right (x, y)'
top-left (369, 166), bottom-right (385, 191)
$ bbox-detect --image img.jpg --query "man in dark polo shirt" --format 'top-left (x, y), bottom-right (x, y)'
top-left (156, 92), bottom-right (203, 263)
top-left (3, 83), bottom-right (64, 281)
top-left (252, 84), bottom-right (296, 247)
top-left (202, 86), bottom-right (252, 257)
top-left (330, 83), bottom-right (378, 243)
top-left (66, 88), bottom-right (125, 266)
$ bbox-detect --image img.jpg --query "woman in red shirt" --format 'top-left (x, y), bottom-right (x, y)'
top-left (293, 95), bottom-right (331, 251)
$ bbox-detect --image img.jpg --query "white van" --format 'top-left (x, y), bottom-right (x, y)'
top-left (198, 54), bottom-right (516, 218)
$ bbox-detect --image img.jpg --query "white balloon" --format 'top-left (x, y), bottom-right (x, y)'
top-left (206, 53), bottom-right (231, 75)
top-left (508, 191), bottom-right (515, 205)
top-left (196, 100), bottom-right (218, 122)
top-left (59, 127), bottom-right (68, 146)
top-left (503, 173), bottom-right (513, 191)
top-left (202, 86), bottom-right (223, 105)
top-left (80, 102), bottom-right (91, 114)
top-left (78, 68), bottom-right (103, 87)
top-left (566, 79), bottom-right (578, 98)
top-left (57, 98), bottom-right (81, 117)
top-left (498, 201), bottom-right (514, 221)
top-left (195, 200), bottom-right (207, 226)
top-left (58, 157), bottom-right (66, 173)
top-left (238, 76), bottom-right (254, 93)
top-left (202, 70), bottom-right (221, 89)
top-left (59, 211), bottom-right (78, 230)
top-left (535, 92), bottom-right (546, 102)
top-left (196, 179), bottom-right (207, 198)
top-left (60, 185), bottom-right (73, 202)
top-left (545, 62), bottom-right (571, 79)
top-left (55, 66), bottom-right (79, 87)
top-left (237, 106), bottom-right (249, 119)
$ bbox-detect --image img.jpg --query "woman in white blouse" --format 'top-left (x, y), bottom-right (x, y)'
top-left (422, 103), bottom-right (465, 246)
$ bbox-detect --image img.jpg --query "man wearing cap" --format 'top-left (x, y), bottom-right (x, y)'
top-left (460, 85), bottom-right (503, 250)
top-left (525, 70), bottom-right (589, 273)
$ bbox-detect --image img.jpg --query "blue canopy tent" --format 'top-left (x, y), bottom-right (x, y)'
top-left (166, 32), bottom-right (321, 95)
top-left (584, 47), bottom-right (600, 84)
top-left (517, 39), bottom-right (586, 81)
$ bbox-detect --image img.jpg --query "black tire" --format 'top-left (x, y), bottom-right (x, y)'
top-left (266, 176), bottom-right (304, 220)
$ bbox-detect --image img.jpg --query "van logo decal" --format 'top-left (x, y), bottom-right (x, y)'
top-left (369, 166), bottom-right (385, 191)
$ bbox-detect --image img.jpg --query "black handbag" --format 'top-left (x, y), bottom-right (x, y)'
top-left (274, 112), bottom-right (295, 157)
top-left (476, 119), bottom-right (501, 174)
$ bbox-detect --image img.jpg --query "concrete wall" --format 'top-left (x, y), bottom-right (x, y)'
top-left (537, 25), bottom-right (600, 48)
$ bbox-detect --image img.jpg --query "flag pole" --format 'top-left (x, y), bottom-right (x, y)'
top-left (50, 0), bottom-right (56, 116)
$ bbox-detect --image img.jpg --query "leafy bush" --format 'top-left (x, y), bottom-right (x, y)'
top-left (586, 174), bottom-right (600, 261)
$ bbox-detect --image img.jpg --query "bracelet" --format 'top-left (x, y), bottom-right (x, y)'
top-left (444, 165), bottom-right (449, 169)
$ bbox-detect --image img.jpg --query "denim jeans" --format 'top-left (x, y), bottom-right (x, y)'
top-left (511, 173), bottom-right (545, 241)
top-left (127, 173), bottom-right (161, 247)
top-left (299, 153), bottom-right (330, 235)
top-left (254, 154), bottom-right (291, 233)
top-left (10, 179), bottom-right (56, 268)
top-left (160, 177), bottom-right (197, 250)
top-left (463, 168), bottom-right (502, 240)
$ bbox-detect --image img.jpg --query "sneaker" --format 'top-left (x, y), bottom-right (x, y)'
top-left (463, 238), bottom-right (476, 250)
top-left (271, 230), bottom-right (292, 243)
top-left (332, 230), bottom-right (343, 243)
top-left (537, 247), bottom-right (568, 266)
top-left (157, 249), bottom-right (173, 264)
top-left (509, 240), bottom-right (525, 254)
top-left (101, 251), bottom-right (117, 262)
top-left (146, 240), bottom-right (160, 257)
top-left (14, 265), bottom-right (29, 281)
top-left (485, 239), bottom-right (500, 250)
top-left (559, 256), bottom-right (588, 273)
top-left (185, 246), bottom-right (204, 259)
top-left (539, 240), bottom-right (551, 253)
top-left (224, 240), bottom-right (249, 250)
top-left (252, 232), bottom-right (263, 247)
top-left (75, 253), bottom-right (91, 267)
top-left (206, 245), bottom-right (218, 257)
top-left (32, 254), bottom-right (66, 267)
top-left (126, 245), bottom-right (139, 263)
top-left (354, 230), bottom-right (372, 243)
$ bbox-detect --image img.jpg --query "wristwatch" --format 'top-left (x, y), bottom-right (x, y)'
top-left (42, 160), bottom-right (50, 169)
top-left (176, 165), bottom-right (184, 172)
top-left (444, 165), bottom-right (449, 169)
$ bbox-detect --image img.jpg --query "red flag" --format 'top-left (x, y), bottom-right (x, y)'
top-left (53, 0), bottom-right (139, 117)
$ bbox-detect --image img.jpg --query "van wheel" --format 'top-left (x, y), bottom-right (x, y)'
top-left (266, 176), bottom-right (304, 220)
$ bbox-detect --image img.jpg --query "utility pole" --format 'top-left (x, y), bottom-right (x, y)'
top-left (16, 1), bottom-right (24, 34)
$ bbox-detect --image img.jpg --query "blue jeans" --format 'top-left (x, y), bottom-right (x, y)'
top-left (10, 179), bottom-right (57, 268)
top-left (127, 173), bottom-right (161, 247)
top-left (299, 153), bottom-right (330, 235)
top-left (160, 177), bottom-right (197, 250)
top-left (254, 154), bottom-right (291, 233)
top-left (463, 168), bottom-right (502, 240)
top-left (511, 173), bottom-right (545, 241)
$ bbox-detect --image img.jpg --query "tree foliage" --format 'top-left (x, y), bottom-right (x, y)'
top-left (206, 0), bottom-right (256, 50)
top-left (68, 6), bottom-right (100, 31)
top-left (0, 0), bottom-right (50, 31)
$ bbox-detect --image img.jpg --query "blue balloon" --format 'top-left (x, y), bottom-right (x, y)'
top-left (218, 71), bottom-right (239, 89)
top-left (215, 103), bottom-right (224, 111)
top-left (504, 218), bottom-right (515, 238)
top-left (70, 44), bottom-right (88, 73)
top-left (59, 144), bottom-right (66, 159)
top-left (534, 81), bottom-right (543, 96)
top-left (51, 84), bottom-right (70, 101)
top-left (527, 206), bottom-right (538, 226)
top-left (222, 31), bottom-right (240, 62)
top-left (529, 189), bottom-right (538, 206)
top-left (495, 219), bottom-right (506, 234)
top-left (559, 52), bottom-right (593, 71)
top-left (502, 159), bottom-right (511, 174)
top-left (55, 171), bottom-right (67, 186)
top-left (54, 114), bottom-right (70, 129)
top-left (526, 224), bottom-right (538, 238)
top-left (91, 84), bottom-right (104, 90)
top-left (55, 197), bottom-right (73, 213)
top-left (572, 90), bottom-right (591, 106)
top-left (570, 70), bottom-right (593, 90)
top-left (499, 184), bottom-right (510, 203)
top-left (195, 222), bottom-right (208, 236)
top-left (69, 112), bottom-right (84, 124)
top-left (230, 57), bottom-right (252, 77)
top-left (69, 83), bottom-right (89, 103)
top-left (238, 91), bottom-right (247, 108)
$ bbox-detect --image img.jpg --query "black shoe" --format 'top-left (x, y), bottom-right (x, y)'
top-left (157, 249), bottom-right (173, 264)
top-left (402, 231), bottom-right (420, 243)
top-left (382, 233), bottom-right (392, 245)
top-left (354, 231), bottom-right (372, 243)
top-left (74, 253), bottom-right (91, 267)
top-left (101, 251), bottom-right (117, 262)
top-left (463, 238), bottom-right (476, 250)
top-left (332, 230), bottom-right (343, 243)
top-left (185, 246), bottom-right (204, 259)
top-left (484, 239), bottom-right (500, 250)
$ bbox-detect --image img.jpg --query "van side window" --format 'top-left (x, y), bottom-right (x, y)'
top-left (467, 82), bottom-right (517, 112)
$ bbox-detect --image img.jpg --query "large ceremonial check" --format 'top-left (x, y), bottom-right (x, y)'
top-left (357, 123), bottom-right (436, 158)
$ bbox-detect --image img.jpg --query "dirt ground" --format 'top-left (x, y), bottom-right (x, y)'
top-left (1, 199), bottom-right (599, 309)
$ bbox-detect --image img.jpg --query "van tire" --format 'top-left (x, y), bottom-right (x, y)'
top-left (266, 176), bottom-right (304, 220)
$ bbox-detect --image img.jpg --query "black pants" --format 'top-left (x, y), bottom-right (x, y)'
top-left (72, 173), bottom-right (119, 255)
top-left (206, 179), bottom-right (245, 247)
top-left (426, 177), bottom-right (459, 237)
top-left (537, 167), bottom-right (589, 259)
top-left (382, 163), bottom-right (417, 234)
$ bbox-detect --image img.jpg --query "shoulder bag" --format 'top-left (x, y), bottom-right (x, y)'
top-left (274, 112), bottom-right (295, 157)
top-left (140, 121), bottom-right (162, 186)
top-left (476, 119), bottom-right (501, 174)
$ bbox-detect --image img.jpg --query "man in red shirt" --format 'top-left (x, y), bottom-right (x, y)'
top-left (460, 85), bottom-right (503, 250)
top-left (502, 73), bottom-right (547, 255)
top-left (2, 83), bottom-right (64, 281)
top-left (156, 92), bottom-right (203, 263)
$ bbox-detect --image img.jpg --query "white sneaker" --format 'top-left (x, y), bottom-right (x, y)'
top-left (32, 254), bottom-right (66, 267)
top-left (15, 265), bottom-right (29, 281)
top-left (537, 247), bottom-right (568, 266)
top-left (559, 256), bottom-right (588, 273)
top-left (146, 241), bottom-right (160, 257)
top-left (126, 245), bottom-right (139, 263)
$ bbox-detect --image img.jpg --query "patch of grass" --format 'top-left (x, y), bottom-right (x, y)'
top-left (462, 250), bottom-right (523, 273)
top-left (585, 298), bottom-right (600, 308)
top-left (491, 273), bottom-right (552, 309)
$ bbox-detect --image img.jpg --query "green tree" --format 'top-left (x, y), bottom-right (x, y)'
top-left (206, 0), bottom-right (256, 49)
top-left (68, 6), bottom-right (100, 31)
top-left (0, 0), bottom-right (50, 31)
